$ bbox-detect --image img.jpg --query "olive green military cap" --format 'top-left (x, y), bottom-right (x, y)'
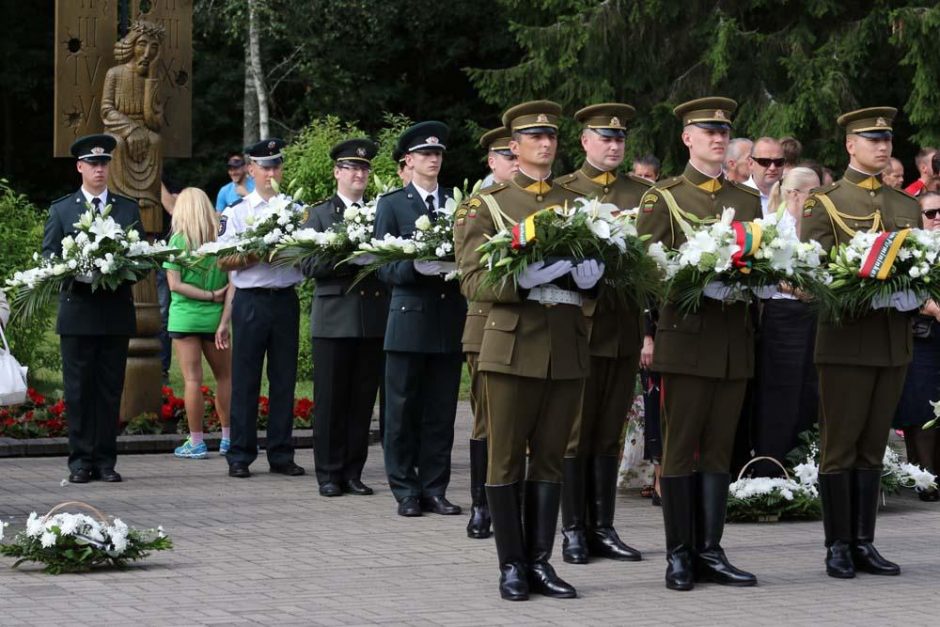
top-left (502, 100), bottom-right (562, 134)
top-left (837, 107), bottom-right (896, 139)
top-left (673, 97), bottom-right (737, 129)
top-left (479, 127), bottom-right (513, 156)
top-left (575, 103), bottom-right (636, 138)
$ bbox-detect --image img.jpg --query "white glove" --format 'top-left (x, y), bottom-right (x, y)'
top-left (349, 253), bottom-right (377, 266)
top-left (414, 260), bottom-right (445, 276)
top-left (517, 260), bottom-right (573, 290)
top-left (703, 280), bottom-right (737, 302)
top-left (870, 293), bottom-right (891, 309)
top-left (571, 259), bottom-right (605, 290)
top-left (891, 290), bottom-right (923, 312)
top-left (436, 261), bottom-right (458, 275)
top-left (751, 285), bottom-right (777, 300)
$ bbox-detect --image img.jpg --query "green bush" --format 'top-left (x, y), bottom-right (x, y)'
top-left (0, 179), bottom-right (60, 375)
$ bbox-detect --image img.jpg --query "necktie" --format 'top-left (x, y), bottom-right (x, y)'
top-left (352, 201), bottom-right (362, 209)
top-left (92, 197), bottom-right (102, 213)
top-left (425, 194), bottom-right (435, 216)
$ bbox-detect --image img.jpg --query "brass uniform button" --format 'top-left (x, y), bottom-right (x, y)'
top-left (536, 195), bottom-right (543, 202)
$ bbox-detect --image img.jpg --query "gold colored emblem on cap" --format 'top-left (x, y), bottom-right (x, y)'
top-left (714, 110), bottom-right (727, 120)
top-left (356, 147), bottom-right (367, 157)
top-left (536, 113), bottom-right (548, 123)
top-left (610, 116), bottom-right (620, 126)
top-left (426, 136), bottom-right (439, 144)
top-left (91, 146), bottom-right (105, 155)
top-left (876, 117), bottom-right (888, 127)
top-left (267, 141), bottom-right (276, 150)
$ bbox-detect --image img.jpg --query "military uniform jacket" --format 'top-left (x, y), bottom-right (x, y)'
top-left (300, 195), bottom-right (389, 339)
top-left (558, 163), bottom-right (649, 359)
top-left (635, 163), bottom-right (762, 379)
top-left (42, 190), bottom-right (142, 336)
top-left (455, 171), bottom-right (592, 380)
top-left (374, 183), bottom-right (466, 354)
top-left (801, 167), bottom-right (922, 367)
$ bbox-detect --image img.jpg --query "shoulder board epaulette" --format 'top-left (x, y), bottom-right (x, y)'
top-left (480, 182), bottom-right (509, 195)
top-left (812, 181), bottom-right (840, 196)
top-left (625, 173), bottom-right (653, 188)
top-left (110, 193), bottom-right (137, 205)
top-left (51, 193), bottom-right (72, 205)
top-left (310, 197), bottom-right (331, 208)
top-left (382, 186), bottom-right (406, 197)
top-left (557, 173), bottom-right (579, 185)
top-left (887, 185), bottom-right (917, 200)
top-left (652, 176), bottom-right (682, 191)
top-left (727, 180), bottom-right (760, 197)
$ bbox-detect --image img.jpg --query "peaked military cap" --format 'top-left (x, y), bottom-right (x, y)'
top-left (480, 127), bottom-right (513, 156)
top-left (398, 121), bottom-right (449, 154)
top-left (330, 138), bottom-right (377, 165)
top-left (502, 100), bottom-right (562, 134)
top-left (575, 103), bottom-right (636, 138)
top-left (673, 97), bottom-right (737, 129)
top-left (838, 107), bottom-right (896, 139)
top-left (70, 134), bottom-right (116, 163)
top-left (246, 138), bottom-right (286, 166)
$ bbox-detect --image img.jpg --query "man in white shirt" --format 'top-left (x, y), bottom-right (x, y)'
top-left (744, 137), bottom-right (785, 214)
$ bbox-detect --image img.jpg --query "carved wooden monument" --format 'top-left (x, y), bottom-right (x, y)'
top-left (54, 0), bottom-right (192, 419)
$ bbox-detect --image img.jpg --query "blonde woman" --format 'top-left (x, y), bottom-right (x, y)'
top-left (164, 188), bottom-right (233, 459)
top-left (767, 166), bottom-right (821, 234)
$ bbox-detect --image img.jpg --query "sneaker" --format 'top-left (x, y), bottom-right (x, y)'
top-left (174, 438), bottom-right (208, 459)
top-left (219, 438), bottom-right (231, 455)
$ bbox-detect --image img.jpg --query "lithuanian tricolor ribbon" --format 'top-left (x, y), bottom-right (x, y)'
top-left (859, 229), bottom-right (910, 280)
top-left (730, 221), bottom-right (763, 274)
top-left (511, 211), bottom-right (541, 250)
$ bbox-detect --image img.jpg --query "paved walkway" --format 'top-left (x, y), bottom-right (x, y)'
top-left (1, 402), bottom-right (938, 626)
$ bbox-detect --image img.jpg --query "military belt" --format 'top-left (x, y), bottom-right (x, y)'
top-left (527, 285), bottom-right (582, 307)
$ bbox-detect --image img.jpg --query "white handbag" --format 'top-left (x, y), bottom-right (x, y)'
top-left (0, 322), bottom-right (28, 406)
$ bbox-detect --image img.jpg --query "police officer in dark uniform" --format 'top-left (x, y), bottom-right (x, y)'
top-left (375, 122), bottom-right (467, 517)
top-left (636, 98), bottom-right (761, 591)
top-left (800, 107), bottom-right (921, 579)
top-left (219, 138), bottom-right (306, 479)
top-left (43, 134), bottom-right (142, 483)
top-left (458, 127), bottom-right (518, 539)
top-left (456, 101), bottom-right (605, 601)
top-left (557, 103), bottom-right (650, 564)
top-left (301, 139), bottom-right (389, 497)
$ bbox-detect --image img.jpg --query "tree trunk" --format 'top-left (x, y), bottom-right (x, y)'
top-left (247, 0), bottom-right (269, 139)
top-left (243, 44), bottom-right (259, 146)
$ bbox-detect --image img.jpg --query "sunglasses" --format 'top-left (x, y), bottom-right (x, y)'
top-left (751, 157), bottom-right (785, 168)
top-left (923, 209), bottom-right (940, 220)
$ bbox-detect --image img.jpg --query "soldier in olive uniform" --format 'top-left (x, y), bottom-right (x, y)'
top-left (800, 108), bottom-right (921, 579)
top-left (635, 98), bottom-right (761, 591)
top-left (456, 101), bottom-right (605, 601)
top-left (375, 122), bottom-right (467, 517)
top-left (557, 103), bottom-right (649, 565)
top-left (459, 127), bottom-right (518, 540)
top-left (300, 139), bottom-right (389, 497)
top-left (43, 134), bottom-right (142, 484)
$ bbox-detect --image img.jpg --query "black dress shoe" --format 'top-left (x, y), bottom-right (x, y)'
top-left (98, 468), bottom-right (123, 483)
top-left (397, 496), bottom-right (422, 517)
top-left (421, 495), bottom-right (462, 515)
top-left (229, 463), bottom-right (251, 478)
top-left (825, 541), bottom-right (856, 579)
top-left (342, 479), bottom-right (374, 495)
top-left (527, 561), bottom-right (577, 598)
top-left (319, 481), bottom-right (343, 497)
top-left (68, 468), bottom-right (93, 484)
top-left (270, 462), bottom-right (305, 476)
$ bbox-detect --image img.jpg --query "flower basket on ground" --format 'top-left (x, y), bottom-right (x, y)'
top-left (727, 457), bottom-right (821, 523)
top-left (0, 501), bottom-right (172, 574)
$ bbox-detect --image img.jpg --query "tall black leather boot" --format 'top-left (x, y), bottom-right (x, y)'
top-left (525, 480), bottom-right (577, 598)
top-left (467, 439), bottom-right (492, 539)
top-left (561, 456), bottom-right (589, 564)
top-left (819, 471), bottom-right (855, 578)
top-left (660, 474), bottom-right (695, 591)
top-left (851, 468), bottom-right (900, 575)
top-left (486, 483), bottom-right (529, 601)
top-left (586, 455), bottom-right (641, 561)
top-left (695, 472), bottom-right (757, 586)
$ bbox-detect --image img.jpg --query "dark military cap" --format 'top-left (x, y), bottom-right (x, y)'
top-left (502, 100), bottom-right (562, 134)
top-left (837, 107), bottom-right (896, 139)
top-left (246, 138), bottom-right (286, 166)
top-left (70, 134), bottom-right (116, 163)
top-left (575, 103), bottom-right (636, 138)
top-left (330, 138), bottom-right (377, 166)
top-left (479, 127), bottom-right (513, 156)
top-left (393, 147), bottom-right (406, 165)
top-left (398, 121), bottom-right (449, 154)
top-left (673, 97), bottom-right (737, 130)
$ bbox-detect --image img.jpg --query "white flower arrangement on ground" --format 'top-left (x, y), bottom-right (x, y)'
top-left (0, 509), bottom-right (172, 574)
top-left (4, 204), bottom-right (179, 322)
top-left (272, 199), bottom-right (377, 269)
top-left (881, 446), bottom-right (938, 494)
top-left (727, 454), bottom-right (821, 522)
top-left (649, 208), bottom-right (826, 313)
top-left (817, 227), bottom-right (940, 322)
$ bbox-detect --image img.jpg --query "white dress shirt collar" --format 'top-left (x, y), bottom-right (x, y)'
top-left (80, 187), bottom-right (109, 209)
top-left (411, 182), bottom-right (439, 207)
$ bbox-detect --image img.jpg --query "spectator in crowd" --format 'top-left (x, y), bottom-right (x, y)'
top-left (215, 152), bottom-right (255, 211)
top-left (893, 191), bottom-right (940, 502)
top-left (631, 154), bottom-right (661, 183)
top-left (768, 166), bottom-right (822, 230)
top-left (780, 136), bottom-right (802, 174)
top-left (723, 137), bottom-right (752, 183)
top-left (164, 188), bottom-right (233, 459)
top-left (883, 158), bottom-right (905, 189)
top-left (821, 166), bottom-right (834, 186)
top-left (745, 137), bottom-right (785, 214)
top-left (904, 147), bottom-right (938, 197)
top-left (0, 288), bottom-right (9, 329)
top-left (640, 314), bottom-right (662, 506)
top-left (796, 160), bottom-right (826, 187)
top-left (393, 148), bottom-right (413, 188)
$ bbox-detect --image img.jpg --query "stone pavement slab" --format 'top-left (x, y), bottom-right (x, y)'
top-left (1, 401), bottom-right (938, 626)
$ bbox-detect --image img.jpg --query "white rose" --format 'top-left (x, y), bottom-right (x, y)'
top-left (414, 215), bottom-right (432, 231)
